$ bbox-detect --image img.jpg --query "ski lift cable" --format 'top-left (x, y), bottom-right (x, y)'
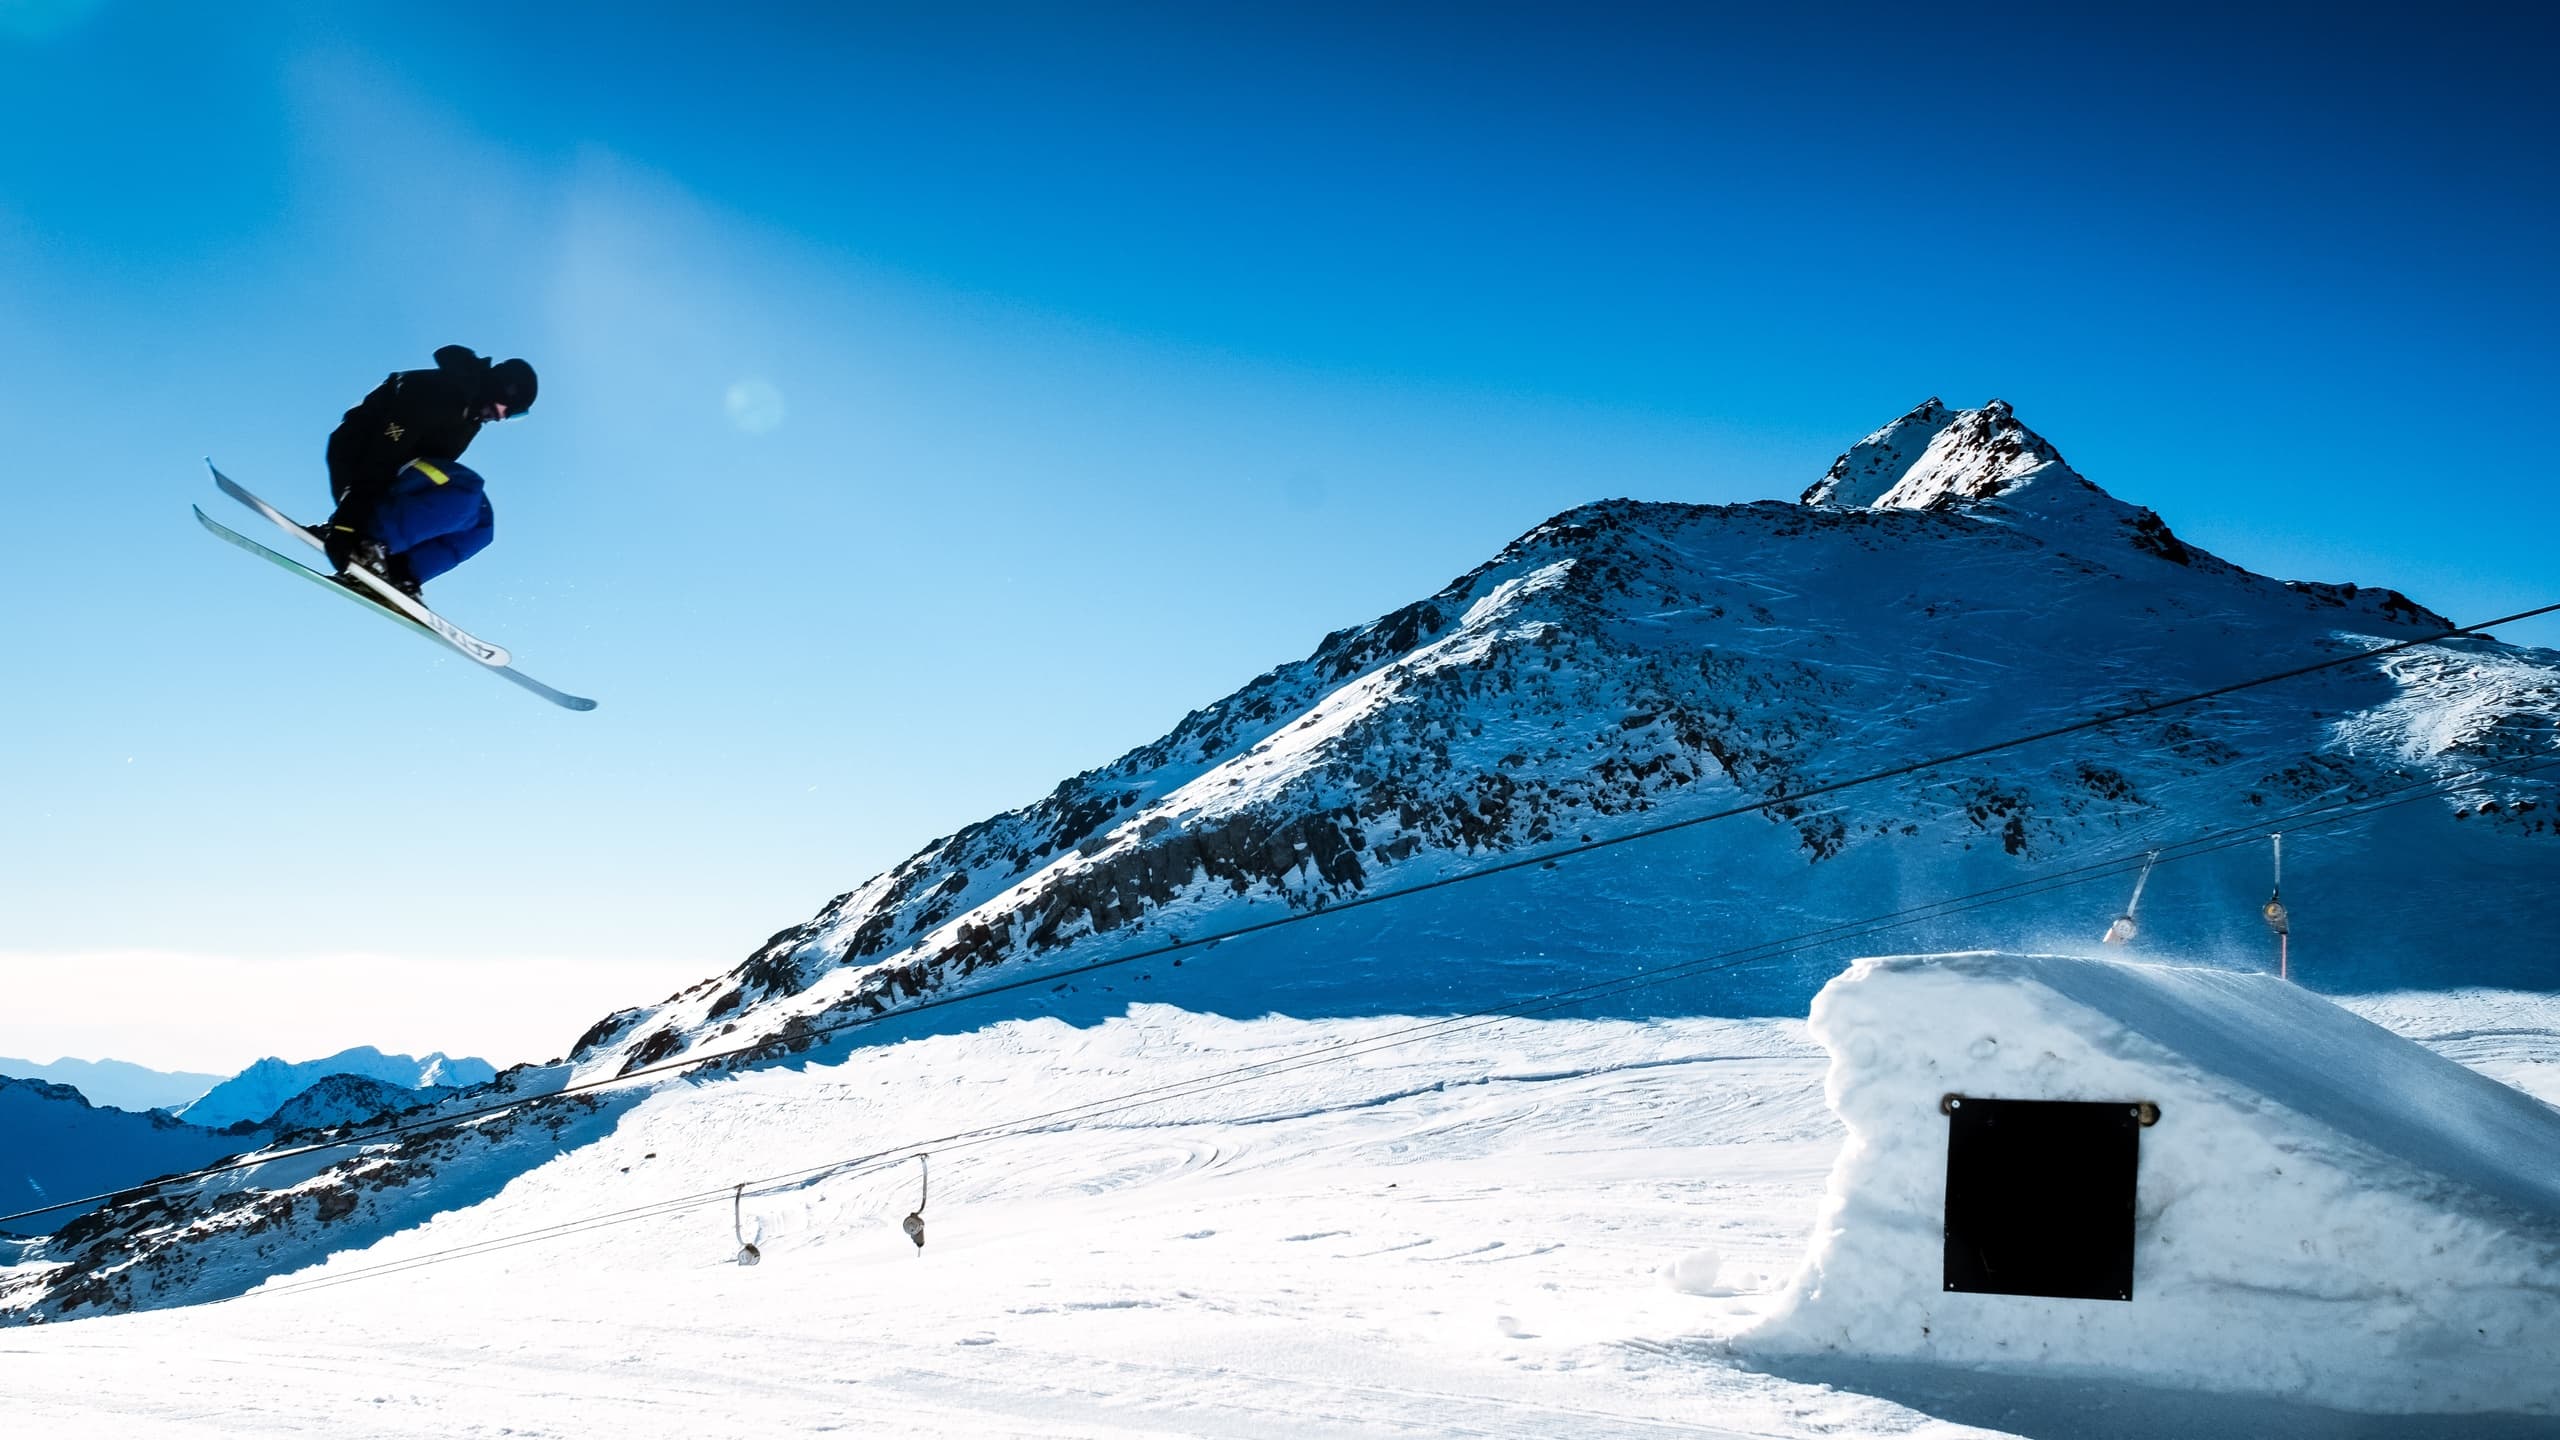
top-left (787, 762), bottom-right (2559, 1170)
top-left (228, 802), bottom-right (2515, 1309)
top-left (221, 1193), bottom-right (737, 1304)
top-left (234, 1183), bottom-right (751, 1300)
top-left (851, 759), bottom-right (2560, 1156)
top-left (217, 754), bottom-right (2556, 1306)
top-left (18, 736), bottom-right (2548, 1236)
top-left (14, 731), bottom-right (2547, 1233)
top-left (629, 757), bottom-right (2560, 1211)
top-left (239, 758), bottom-right (2557, 1308)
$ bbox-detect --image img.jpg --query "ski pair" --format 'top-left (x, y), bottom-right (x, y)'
top-left (210, 465), bottom-right (508, 664)
top-left (194, 461), bottom-right (597, 711)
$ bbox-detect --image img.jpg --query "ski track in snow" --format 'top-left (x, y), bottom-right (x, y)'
top-left (8, 1000), bottom-right (2558, 1438)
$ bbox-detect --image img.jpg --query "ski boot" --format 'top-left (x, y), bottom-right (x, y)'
top-left (325, 533), bottom-right (422, 607)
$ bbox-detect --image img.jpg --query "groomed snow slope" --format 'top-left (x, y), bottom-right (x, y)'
top-left (1743, 953), bottom-right (2560, 1414)
top-left (4, 1010), bottom-right (1844, 1439)
top-left (7, 986), bottom-right (2559, 1438)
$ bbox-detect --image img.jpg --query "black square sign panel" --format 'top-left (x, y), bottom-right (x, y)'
top-left (1942, 1095), bottom-right (2147, 1302)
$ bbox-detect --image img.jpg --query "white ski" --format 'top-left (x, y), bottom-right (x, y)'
top-left (194, 506), bottom-right (597, 712)
top-left (206, 460), bottom-right (511, 667)
top-left (195, 463), bottom-right (596, 711)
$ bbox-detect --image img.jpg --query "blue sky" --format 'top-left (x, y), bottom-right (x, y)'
top-left (3, 2), bottom-right (2552, 1072)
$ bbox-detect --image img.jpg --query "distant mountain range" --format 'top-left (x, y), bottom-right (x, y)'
top-left (0, 1047), bottom-right (496, 1236)
top-left (175, 1048), bottom-right (495, 1129)
top-left (0, 1056), bottom-right (222, 1115)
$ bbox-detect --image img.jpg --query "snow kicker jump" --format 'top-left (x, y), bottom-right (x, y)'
top-left (196, 462), bottom-right (596, 711)
top-left (1741, 952), bottom-right (2560, 1414)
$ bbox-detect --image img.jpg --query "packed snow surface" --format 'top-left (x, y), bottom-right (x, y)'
top-left (7, 980), bottom-right (2559, 1438)
top-left (1743, 954), bottom-right (2560, 1414)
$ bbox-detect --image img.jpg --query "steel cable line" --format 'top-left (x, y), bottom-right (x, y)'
top-left (220, 1190), bottom-right (745, 1303)
top-left (843, 754), bottom-right (2560, 1141)
top-left (242, 763), bottom-right (2551, 1307)
top-left (698, 755), bottom-right (2556, 1176)
top-left (10, 603), bottom-right (2551, 1229)
top-left (219, 753), bottom-right (2554, 1306)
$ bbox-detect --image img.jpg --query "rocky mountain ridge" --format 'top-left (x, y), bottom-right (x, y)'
top-left (3, 1059), bottom-right (481, 1239)
top-left (260, 1074), bottom-right (459, 1140)
top-left (570, 399), bottom-right (2539, 1085)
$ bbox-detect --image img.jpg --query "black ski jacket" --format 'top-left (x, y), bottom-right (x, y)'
top-left (325, 345), bottom-right (495, 513)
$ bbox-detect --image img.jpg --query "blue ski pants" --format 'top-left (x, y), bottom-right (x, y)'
top-left (369, 459), bottom-right (494, 583)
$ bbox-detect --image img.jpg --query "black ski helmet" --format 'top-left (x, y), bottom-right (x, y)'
top-left (484, 357), bottom-right (538, 416)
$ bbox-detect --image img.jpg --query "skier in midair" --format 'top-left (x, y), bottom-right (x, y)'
top-left (318, 345), bottom-right (537, 600)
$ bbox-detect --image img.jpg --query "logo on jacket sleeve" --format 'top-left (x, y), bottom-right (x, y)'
top-left (384, 422), bottom-right (406, 441)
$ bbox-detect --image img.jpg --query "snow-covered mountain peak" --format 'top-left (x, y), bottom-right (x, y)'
top-left (175, 1048), bottom-right (496, 1129)
top-left (1802, 397), bottom-right (2084, 511)
top-left (532, 402), bottom-right (2531, 1087)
